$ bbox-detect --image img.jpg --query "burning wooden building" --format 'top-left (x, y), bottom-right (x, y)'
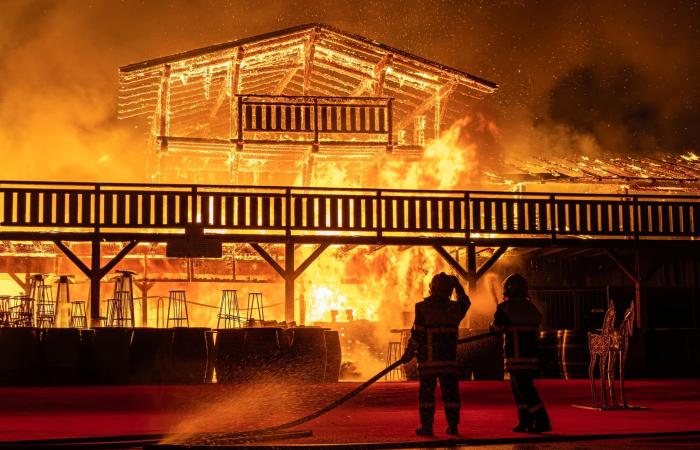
top-left (117, 23), bottom-right (496, 185)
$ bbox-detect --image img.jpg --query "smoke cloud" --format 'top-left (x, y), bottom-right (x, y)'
top-left (1, 0), bottom-right (699, 183)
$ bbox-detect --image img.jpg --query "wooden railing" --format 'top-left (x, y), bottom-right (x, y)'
top-left (1, 181), bottom-right (699, 241)
top-left (236, 95), bottom-right (393, 148)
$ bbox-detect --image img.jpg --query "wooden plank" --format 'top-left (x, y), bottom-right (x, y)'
top-left (83, 192), bottom-right (93, 225)
top-left (681, 203), bottom-right (691, 235)
top-left (340, 197), bottom-right (350, 229)
top-left (260, 195), bottom-right (270, 227)
top-left (154, 194), bottom-right (164, 226)
top-left (600, 202), bottom-right (610, 234)
top-left (273, 196), bottom-right (283, 227)
top-left (318, 196), bottom-right (328, 228)
top-left (483, 200), bottom-right (493, 232)
top-left (407, 198), bottom-right (417, 231)
top-left (330, 197), bottom-right (339, 229)
top-left (249, 195), bottom-right (259, 228)
top-left (494, 199), bottom-right (504, 232)
top-left (622, 203), bottom-right (631, 234)
top-left (567, 201), bottom-right (577, 233)
top-left (397, 197), bottom-right (407, 230)
top-left (452, 199), bottom-right (462, 231)
top-left (383, 198), bottom-right (393, 230)
top-left (364, 197), bottom-right (374, 229)
top-left (330, 105), bottom-right (338, 132)
top-left (670, 203), bottom-right (681, 234)
top-left (29, 191), bottom-right (40, 225)
top-left (293, 196), bottom-right (303, 228)
top-left (179, 194), bottom-right (189, 225)
top-left (352, 197), bottom-right (362, 229)
top-left (42, 192), bottom-right (53, 225)
top-left (115, 193), bottom-right (126, 226)
top-left (579, 202), bottom-right (589, 233)
top-left (526, 200), bottom-right (537, 232)
top-left (515, 199), bottom-right (525, 232)
top-left (472, 200), bottom-right (482, 231)
top-left (429, 199), bottom-right (439, 231)
top-left (213, 194), bottom-right (223, 226)
top-left (536, 201), bottom-right (547, 232)
top-left (16, 190), bottom-right (27, 224)
top-left (142, 194), bottom-right (152, 225)
top-left (166, 194), bottom-right (177, 225)
top-left (305, 196), bottom-right (315, 228)
top-left (440, 199), bottom-right (450, 231)
top-left (236, 196), bottom-right (245, 227)
top-left (610, 202), bottom-right (620, 234)
top-left (555, 201), bottom-right (566, 233)
top-left (418, 199), bottom-right (428, 230)
top-left (692, 204), bottom-right (700, 236)
top-left (98, 193), bottom-right (109, 225)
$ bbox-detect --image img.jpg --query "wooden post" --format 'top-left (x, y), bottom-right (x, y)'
top-left (90, 238), bottom-right (101, 326)
top-left (303, 28), bottom-right (317, 96)
top-left (467, 244), bottom-right (477, 291)
top-left (285, 241), bottom-right (295, 323)
top-left (157, 64), bottom-right (171, 183)
top-left (634, 248), bottom-right (646, 329)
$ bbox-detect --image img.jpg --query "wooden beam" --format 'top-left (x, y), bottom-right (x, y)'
top-left (398, 82), bottom-right (456, 131)
top-left (293, 244), bottom-right (329, 279)
top-left (605, 248), bottom-right (637, 283)
top-left (100, 240), bottom-right (138, 278)
top-left (475, 246), bottom-right (508, 280)
top-left (54, 241), bottom-right (90, 277)
top-left (250, 243), bottom-right (285, 278)
top-left (434, 82), bottom-right (456, 138)
top-left (210, 48), bottom-right (242, 120)
top-left (373, 53), bottom-right (393, 96)
top-left (433, 245), bottom-right (470, 281)
top-left (273, 66), bottom-right (300, 95)
top-left (349, 79), bottom-right (372, 97)
top-left (302, 28), bottom-right (318, 95)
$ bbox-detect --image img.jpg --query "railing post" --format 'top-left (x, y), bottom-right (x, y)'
top-left (549, 194), bottom-right (557, 241)
top-left (376, 190), bottom-right (383, 240)
top-left (237, 96), bottom-right (244, 145)
top-left (285, 188), bottom-right (292, 238)
top-left (192, 186), bottom-right (199, 224)
top-left (313, 98), bottom-right (319, 152)
top-left (464, 192), bottom-right (471, 241)
top-left (633, 195), bottom-right (640, 240)
top-left (386, 98), bottom-right (393, 153)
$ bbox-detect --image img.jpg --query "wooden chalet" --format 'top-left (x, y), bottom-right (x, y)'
top-left (118, 23), bottom-right (497, 185)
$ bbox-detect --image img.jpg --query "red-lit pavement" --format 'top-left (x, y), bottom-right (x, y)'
top-left (1, 380), bottom-right (699, 446)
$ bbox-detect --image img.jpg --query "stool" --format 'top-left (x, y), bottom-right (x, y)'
top-left (0, 295), bottom-right (11, 327)
top-left (36, 285), bottom-right (56, 328)
top-left (217, 290), bottom-right (242, 329)
top-left (167, 290), bottom-right (189, 327)
top-left (246, 292), bottom-right (264, 326)
top-left (385, 341), bottom-right (405, 381)
top-left (70, 301), bottom-right (87, 329)
top-left (10, 296), bottom-right (34, 327)
top-left (106, 291), bottom-right (134, 327)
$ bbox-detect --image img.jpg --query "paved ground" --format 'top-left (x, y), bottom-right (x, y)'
top-left (1, 379), bottom-right (699, 447)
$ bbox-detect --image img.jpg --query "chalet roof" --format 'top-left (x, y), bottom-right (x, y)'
top-left (120, 23), bottom-right (497, 92)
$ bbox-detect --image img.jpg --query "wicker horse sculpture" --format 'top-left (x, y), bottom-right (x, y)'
top-left (588, 300), bottom-right (617, 408)
top-left (588, 300), bottom-right (635, 408)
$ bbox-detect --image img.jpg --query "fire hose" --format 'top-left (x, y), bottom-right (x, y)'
top-left (194, 328), bottom-right (506, 443)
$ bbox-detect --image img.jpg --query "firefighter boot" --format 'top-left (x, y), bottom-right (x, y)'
top-left (512, 406), bottom-right (532, 433)
top-left (529, 406), bottom-right (552, 433)
top-left (415, 425), bottom-right (434, 436)
top-left (445, 408), bottom-right (459, 435)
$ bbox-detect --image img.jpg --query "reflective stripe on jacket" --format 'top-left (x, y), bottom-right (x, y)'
top-left (409, 293), bottom-right (470, 375)
top-left (493, 297), bottom-right (541, 372)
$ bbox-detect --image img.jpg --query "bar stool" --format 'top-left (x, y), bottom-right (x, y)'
top-left (107, 290), bottom-right (134, 327)
top-left (28, 274), bottom-right (49, 301)
top-left (70, 301), bottom-right (87, 329)
top-left (384, 341), bottom-right (405, 381)
top-left (0, 295), bottom-right (10, 327)
top-left (36, 285), bottom-right (56, 328)
top-left (217, 290), bottom-right (242, 329)
top-left (246, 292), bottom-right (264, 326)
top-left (111, 271), bottom-right (135, 325)
top-left (11, 296), bottom-right (34, 327)
top-left (167, 290), bottom-right (189, 327)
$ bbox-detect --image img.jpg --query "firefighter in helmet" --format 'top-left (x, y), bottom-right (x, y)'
top-left (491, 274), bottom-right (551, 433)
top-left (400, 272), bottom-right (470, 436)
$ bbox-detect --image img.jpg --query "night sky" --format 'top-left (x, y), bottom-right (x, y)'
top-left (1, 0), bottom-right (698, 181)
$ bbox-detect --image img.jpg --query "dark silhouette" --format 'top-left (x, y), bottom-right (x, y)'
top-left (401, 273), bottom-right (470, 436)
top-left (491, 274), bottom-right (552, 433)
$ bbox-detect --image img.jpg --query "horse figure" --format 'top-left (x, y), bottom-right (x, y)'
top-left (610, 302), bottom-right (635, 408)
top-left (588, 299), bottom-right (616, 408)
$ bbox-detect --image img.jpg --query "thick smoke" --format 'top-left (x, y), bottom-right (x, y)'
top-left (2, 0), bottom-right (699, 183)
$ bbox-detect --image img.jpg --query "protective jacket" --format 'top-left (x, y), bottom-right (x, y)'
top-left (492, 296), bottom-right (541, 371)
top-left (408, 293), bottom-right (470, 375)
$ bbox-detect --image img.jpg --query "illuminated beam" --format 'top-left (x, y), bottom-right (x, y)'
top-left (397, 81), bottom-right (456, 131)
top-left (302, 28), bottom-right (318, 95)
top-left (273, 63), bottom-right (301, 95)
top-left (434, 82), bottom-right (456, 138)
top-left (348, 53), bottom-right (393, 97)
top-left (210, 48), bottom-right (243, 120)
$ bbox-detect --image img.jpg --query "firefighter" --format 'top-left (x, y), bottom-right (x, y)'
top-left (400, 272), bottom-right (470, 436)
top-left (491, 273), bottom-right (552, 433)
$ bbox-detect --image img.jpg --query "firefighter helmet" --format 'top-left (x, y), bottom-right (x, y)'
top-left (429, 272), bottom-right (453, 296)
top-left (503, 273), bottom-right (528, 299)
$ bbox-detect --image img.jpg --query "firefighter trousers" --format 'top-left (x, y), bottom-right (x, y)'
top-left (510, 370), bottom-right (550, 427)
top-left (419, 374), bottom-right (460, 427)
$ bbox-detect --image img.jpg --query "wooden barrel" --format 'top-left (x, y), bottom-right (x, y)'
top-left (285, 327), bottom-right (327, 383)
top-left (538, 331), bottom-right (561, 378)
top-left (166, 327), bottom-right (210, 384)
top-left (557, 330), bottom-right (589, 379)
top-left (323, 330), bottom-right (341, 382)
top-left (42, 328), bottom-right (82, 385)
top-left (0, 327), bottom-right (42, 386)
top-left (205, 331), bottom-right (216, 383)
top-left (215, 328), bottom-right (286, 383)
top-left (93, 327), bottom-right (132, 385)
top-left (130, 328), bottom-right (173, 384)
top-left (214, 329), bottom-right (245, 383)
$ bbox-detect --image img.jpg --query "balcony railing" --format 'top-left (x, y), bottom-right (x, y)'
top-left (1, 181), bottom-right (699, 244)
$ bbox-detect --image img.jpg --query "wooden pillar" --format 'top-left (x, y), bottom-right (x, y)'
top-left (285, 241), bottom-right (295, 323)
top-left (157, 64), bottom-right (171, 183)
top-left (303, 28), bottom-right (317, 96)
top-left (90, 238), bottom-right (101, 326)
top-left (467, 244), bottom-right (477, 290)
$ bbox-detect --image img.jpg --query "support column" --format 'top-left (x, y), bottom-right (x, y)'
top-left (467, 244), bottom-right (477, 290)
top-left (90, 238), bottom-right (101, 326)
top-left (285, 242), bottom-right (295, 323)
